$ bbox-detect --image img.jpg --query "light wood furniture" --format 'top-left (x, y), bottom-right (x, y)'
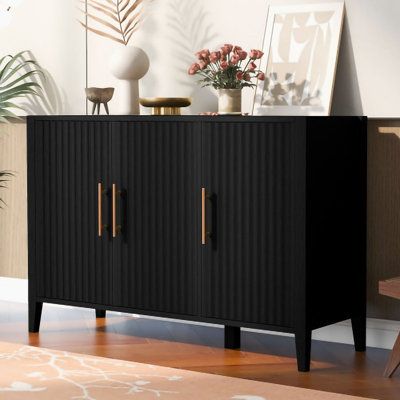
top-left (0, 122), bottom-right (28, 278)
top-left (379, 276), bottom-right (400, 377)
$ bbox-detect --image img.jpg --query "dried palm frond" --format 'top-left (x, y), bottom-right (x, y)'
top-left (80, 0), bottom-right (144, 46)
top-left (0, 51), bottom-right (42, 122)
top-left (0, 171), bottom-right (13, 208)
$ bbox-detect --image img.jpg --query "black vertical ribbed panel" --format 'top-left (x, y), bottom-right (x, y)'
top-left (202, 121), bottom-right (305, 328)
top-left (111, 121), bottom-right (201, 316)
top-left (28, 120), bottom-right (111, 305)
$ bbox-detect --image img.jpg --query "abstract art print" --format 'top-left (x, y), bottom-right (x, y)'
top-left (253, 2), bottom-right (344, 116)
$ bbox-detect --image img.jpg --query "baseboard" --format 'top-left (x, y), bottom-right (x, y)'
top-left (0, 277), bottom-right (397, 350)
top-left (0, 277), bottom-right (28, 303)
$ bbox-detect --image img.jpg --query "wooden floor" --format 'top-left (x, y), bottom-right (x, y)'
top-left (0, 301), bottom-right (399, 399)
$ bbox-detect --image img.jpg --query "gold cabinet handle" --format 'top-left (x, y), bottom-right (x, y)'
top-left (202, 188), bottom-right (206, 245)
top-left (98, 183), bottom-right (107, 237)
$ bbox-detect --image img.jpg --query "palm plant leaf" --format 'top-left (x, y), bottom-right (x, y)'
top-left (79, 21), bottom-right (125, 44)
top-left (0, 171), bottom-right (14, 208)
top-left (80, 0), bottom-right (118, 19)
top-left (2, 61), bottom-right (39, 83)
top-left (0, 51), bottom-right (42, 120)
top-left (80, 0), bottom-right (145, 46)
top-left (2, 72), bottom-right (42, 90)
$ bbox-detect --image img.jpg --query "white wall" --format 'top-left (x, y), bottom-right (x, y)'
top-left (88, 0), bottom-right (400, 117)
top-left (1, 0), bottom-right (400, 117)
top-left (268, 0), bottom-right (400, 117)
top-left (87, 0), bottom-right (269, 115)
top-left (0, 0), bottom-right (86, 114)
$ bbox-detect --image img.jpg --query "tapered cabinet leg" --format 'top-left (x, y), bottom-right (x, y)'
top-left (295, 329), bottom-right (312, 372)
top-left (351, 315), bottom-right (366, 352)
top-left (29, 301), bottom-right (43, 333)
top-left (384, 332), bottom-right (400, 378)
top-left (95, 309), bottom-right (106, 318)
top-left (225, 326), bottom-right (241, 349)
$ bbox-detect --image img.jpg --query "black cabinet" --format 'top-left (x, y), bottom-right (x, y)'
top-left (27, 116), bottom-right (367, 372)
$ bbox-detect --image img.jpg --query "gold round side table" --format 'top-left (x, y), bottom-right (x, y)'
top-left (139, 97), bottom-right (191, 115)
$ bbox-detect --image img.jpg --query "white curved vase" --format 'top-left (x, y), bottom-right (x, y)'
top-left (109, 46), bottom-right (150, 115)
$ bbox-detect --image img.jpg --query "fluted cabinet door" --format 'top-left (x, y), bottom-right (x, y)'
top-left (201, 121), bottom-right (306, 328)
top-left (28, 120), bottom-right (112, 305)
top-left (111, 121), bottom-right (201, 316)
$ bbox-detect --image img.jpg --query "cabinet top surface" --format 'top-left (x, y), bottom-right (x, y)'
top-left (27, 115), bottom-right (366, 123)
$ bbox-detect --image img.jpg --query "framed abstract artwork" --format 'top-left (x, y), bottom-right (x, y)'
top-left (253, 2), bottom-right (344, 116)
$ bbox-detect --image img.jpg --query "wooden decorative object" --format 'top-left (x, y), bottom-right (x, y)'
top-left (379, 277), bottom-right (400, 377)
top-left (139, 97), bottom-right (191, 115)
top-left (85, 87), bottom-right (114, 115)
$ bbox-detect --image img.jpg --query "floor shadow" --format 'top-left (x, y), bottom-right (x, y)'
top-left (95, 313), bottom-right (383, 369)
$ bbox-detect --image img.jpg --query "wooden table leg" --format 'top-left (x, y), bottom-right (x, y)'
top-left (384, 331), bottom-right (400, 377)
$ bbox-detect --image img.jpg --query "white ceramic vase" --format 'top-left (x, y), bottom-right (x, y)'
top-left (218, 89), bottom-right (242, 114)
top-left (108, 46), bottom-right (150, 115)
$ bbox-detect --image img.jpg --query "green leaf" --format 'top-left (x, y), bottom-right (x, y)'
top-left (0, 82), bottom-right (40, 98)
top-left (0, 108), bottom-right (19, 118)
top-left (0, 57), bottom-right (16, 82)
top-left (0, 51), bottom-right (31, 80)
top-left (0, 101), bottom-right (24, 110)
top-left (1, 71), bottom-right (41, 90)
top-left (1, 61), bottom-right (39, 84)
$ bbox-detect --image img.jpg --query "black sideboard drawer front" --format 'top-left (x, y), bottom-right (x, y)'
top-left (201, 121), bottom-right (306, 327)
top-left (28, 120), bottom-right (112, 304)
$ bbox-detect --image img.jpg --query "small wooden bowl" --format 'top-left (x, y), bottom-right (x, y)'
top-left (85, 87), bottom-right (115, 103)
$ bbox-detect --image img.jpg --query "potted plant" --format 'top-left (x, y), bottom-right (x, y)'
top-left (0, 51), bottom-right (42, 205)
top-left (0, 51), bottom-right (42, 121)
top-left (188, 44), bottom-right (265, 114)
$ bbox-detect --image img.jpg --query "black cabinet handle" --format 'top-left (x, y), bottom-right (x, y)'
top-left (202, 188), bottom-right (207, 245)
top-left (201, 188), bottom-right (213, 245)
top-left (97, 183), bottom-right (108, 237)
top-left (112, 184), bottom-right (122, 238)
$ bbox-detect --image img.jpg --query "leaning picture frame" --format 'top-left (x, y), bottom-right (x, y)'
top-left (253, 2), bottom-right (345, 116)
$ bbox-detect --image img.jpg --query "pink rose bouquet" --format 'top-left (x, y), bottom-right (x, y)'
top-left (188, 44), bottom-right (265, 89)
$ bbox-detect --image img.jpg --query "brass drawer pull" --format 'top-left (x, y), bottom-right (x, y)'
top-left (97, 183), bottom-right (108, 237)
top-left (202, 188), bottom-right (207, 245)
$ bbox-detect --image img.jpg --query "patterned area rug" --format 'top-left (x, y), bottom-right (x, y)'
top-left (0, 341), bottom-right (374, 399)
